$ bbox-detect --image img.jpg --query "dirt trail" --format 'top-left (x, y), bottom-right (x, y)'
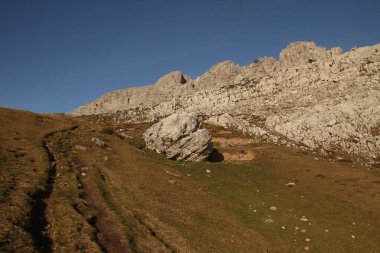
top-left (41, 124), bottom-right (179, 253)
top-left (71, 156), bottom-right (133, 253)
top-left (27, 134), bottom-right (57, 252)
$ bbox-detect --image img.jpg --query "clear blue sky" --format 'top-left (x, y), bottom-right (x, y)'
top-left (0, 0), bottom-right (379, 113)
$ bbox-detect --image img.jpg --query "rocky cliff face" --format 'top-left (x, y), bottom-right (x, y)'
top-left (70, 41), bottom-right (380, 162)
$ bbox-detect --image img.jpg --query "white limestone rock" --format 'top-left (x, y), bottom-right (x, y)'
top-left (279, 41), bottom-right (343, 68)
top-left (143, 112), bottom-right (213, 162)
top-left (194, 60), bottom-right (241, 90)
top-left (155, 70), bottom-right (192, 89)
top-left (206, 113), bottom-right (268, 137)
top-left (70, 41), bottom-right (380, 161)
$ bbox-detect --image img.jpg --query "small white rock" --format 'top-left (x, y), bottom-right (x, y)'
top-left (351, 235), bottom-right (355, 239)
top-left (264, 218), bottom-right (274, 224)
top-left (281, 226), bottom-right (286, 230)
top-left (269, 206), bottom-right (277, 211)
top-left (206, 169), bottom-right (211, 174)
top-left (286, 182), bottom-right (296, 187)
top-left (305, 238), bottom-right (311, 242)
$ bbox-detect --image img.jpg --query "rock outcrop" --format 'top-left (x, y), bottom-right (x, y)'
top-left (70, 71), bottom-right (194, 115)
top-left (279, 41), bottom-right (343, 68)
top-left (194, 60), bottom-right (241, 90)
top-left (70, 41), bottom-right (380, 163)
top-left (143, 112), bottom-right (213, 162)
top-left (155, 71), bottom-right (192, 89)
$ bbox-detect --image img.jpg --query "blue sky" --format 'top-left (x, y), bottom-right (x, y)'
top-left (0, 0), bottom-right (379, 113)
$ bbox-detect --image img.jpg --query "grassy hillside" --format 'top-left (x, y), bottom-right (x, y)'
top-left (0, 108), bottom-right (73, 252)
top-left (1, 108), bottom-right (379, 252)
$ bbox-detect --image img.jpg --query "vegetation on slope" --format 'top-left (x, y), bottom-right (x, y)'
top-left (1, 108), bottom-right (379, 252)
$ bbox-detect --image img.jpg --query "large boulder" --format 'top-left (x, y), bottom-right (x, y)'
top-left (143, 112), bottom-right (213, 162)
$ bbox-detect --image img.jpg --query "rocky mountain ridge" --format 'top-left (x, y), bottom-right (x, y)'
top-left (70, 41), bottom-right (380, 163)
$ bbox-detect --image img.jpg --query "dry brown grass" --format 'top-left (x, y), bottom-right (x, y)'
top-left (1, 108), bottom-right (380, 252)
top-left (0, 108), bottom-right (72, 252)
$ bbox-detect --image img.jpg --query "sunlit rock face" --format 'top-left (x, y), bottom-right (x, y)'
top-left (279, 41), bottom-right (344, 68)
top-left (143, 112), bottom-right (213, 162)
top-left (70, 41), bottom-right (380, 160)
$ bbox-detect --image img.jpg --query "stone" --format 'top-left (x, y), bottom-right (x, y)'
top-left (279, 41), bottom-right (340, 68)
top-left (269, 206), bottom-right (277, 211)
top-left (143, 112), bottom-right (213, 162)
top-left (286, 182), bottom-right (296, 187)
top-left (91, 137), bottom-right (105, 147)
top-left (155, 71), bottom-right (192, 89)
top-left (69, 41), bottom-right (380, 162)
top-left (264, 218), bottom-right (274, 224)
top-left (194, 60), bottom-right (241, 90)
top-left (74, 145), bottom-right (86, 151)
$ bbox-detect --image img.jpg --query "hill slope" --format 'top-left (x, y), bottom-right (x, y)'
top-left (2, 108), bottom-right (380, 252)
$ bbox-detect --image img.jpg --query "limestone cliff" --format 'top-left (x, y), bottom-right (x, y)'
top-left (70, 41), bottom-right (380, 162)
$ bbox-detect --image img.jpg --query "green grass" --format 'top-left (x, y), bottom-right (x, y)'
top-left (168, 157), bottom-right (380, 252)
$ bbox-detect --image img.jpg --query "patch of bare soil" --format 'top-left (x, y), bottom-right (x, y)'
top-left (71, 156), bottom-right (132, 253)
top-left (216, 130), bottom-right (233, 134)
top-left (212, 136), bottom-right (254, 146)
top-left (211, 131), bottom-right (256, 161)
top-left (67, 125), bottom-right (185, 253)
top-left (222, 149), bottom-right (256, 161)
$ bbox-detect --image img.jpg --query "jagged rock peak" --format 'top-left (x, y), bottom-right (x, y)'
top-left (279, 41), bottom-right (344, 68)
top-left (155, 70), bottom-right (192, 88)
top-left (241, 56), bottom-right (279, 78)
top-left (207, 60), bottom-right (240, 73)
top-left (194, 60), bottom-right (241, 90)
